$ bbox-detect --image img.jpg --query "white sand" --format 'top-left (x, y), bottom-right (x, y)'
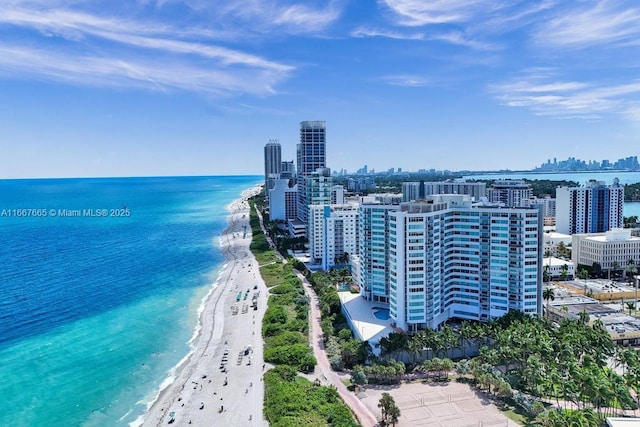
top-left (141, 186), bottom-right (268, 427)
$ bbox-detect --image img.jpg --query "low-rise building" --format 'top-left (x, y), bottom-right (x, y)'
top-left (543, 256), bottom-right (575, 280)
top-left (543, 231), bottom-right (572, 257)
top-left (572, 228), bottom-right (640, 272)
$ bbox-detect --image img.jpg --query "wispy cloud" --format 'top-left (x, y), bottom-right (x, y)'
top-left (351, 26), bottom-right (424, 40)
top-left (375, 0), bottom-right (541, 51)
top-left (216, 0), bottom-right (341, 34)
top-left (379, 74), bottom-right (430, 87)
top-left (535, 1), bottom-right (640, 48)
top-left (272, 2), bottom-right (341, 33)
top-left (491, 70), bottom-right (640, 121)
top-left (0, 43), bottom-right (289, 96)
top-left (429, 31), bottom-right (497, 51)
top-left (380, 0), bottom-right (490, 26)
top-left (0, 3), bottom-right (294, 96)
top-left (351, 26), bottom-right (496, 50)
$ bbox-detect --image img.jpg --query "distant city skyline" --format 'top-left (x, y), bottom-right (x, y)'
top-left (2, 2), bottom-right (640, 178)
top-left (535, 155), bottom-right (640, 172)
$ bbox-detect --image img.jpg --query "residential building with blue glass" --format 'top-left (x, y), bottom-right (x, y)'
top-left (556, 179), bottom-right (624, 235)
top-left (383, 195), bottom-right (542, 332)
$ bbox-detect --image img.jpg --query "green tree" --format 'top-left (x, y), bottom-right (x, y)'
top-left (439, 324), bottom-right (458, 358)
top-left (543, 287), bottom-right (555, 318)
top-left (626, 259), bottom-right (637, 283)
top-left (578, 310), bottom-right (590, 325)
top-left (543, 264), bottom-right (551, 283)
top-left (407, 334), bottom-right (424, 364)
top-left (611, 260), bottom-right (621, 279)
top-left (456, 359), bottom-right (472, 375)
top-left (350, 366), bottom-right (368, 390)
top-left (579, 268), bottom-right (590, 293)
top-left (627, 302), bottom-right (636, 316)
top-left (378, 333), bottom-right (408, 360)
top-left (459, 321), bottom-right (474, 358)
top-left (378, 392), bottom-right (400, 426)
top-left (592, 262), bottom-right (602, 278)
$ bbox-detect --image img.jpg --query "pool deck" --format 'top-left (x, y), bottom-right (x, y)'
top-left (338, 291), bottom-right (394, 354)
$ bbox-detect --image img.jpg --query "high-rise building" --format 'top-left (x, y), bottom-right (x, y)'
top-left (556, 179), bottom-right (624, 234)
top-left (488, 180), bottom-right (532, 207)
top-left (309, 204), bottom-right (359, 270)
top-left (296, 121), bottom-right (326, 223)
top-left (423, 181), bottom-right (486, 201)
top-left (360, 195), bottom-right (542, 332)
top-left (331, 185), bottom-right (345, 205)
top-left (306, 168), bottom-right (333, 260)
top-left (268, 179), bottom-right (297, 221)
top-left (358, 201), bottom-right (401, 303)
top-left (527, 196), bottom-right (556, 226)
top-left (281, 160), bottom-right (295, 179)
top-left (402, 182), bottom-right (422, 202)
top-left (264, 140), bottom-right (282, 197)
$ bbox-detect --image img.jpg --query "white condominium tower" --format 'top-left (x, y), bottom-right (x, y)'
top-left (556, 179), bottom-right (624, 235)
top-left (402, 182), bottom-right (422, 202)
top-left (296, 121), bottom-right (327, 223)
top-left (309, 204), bottom-right (359, 271)
top-left (307, 168), bottom-right (333, 262)
top-left (365, 195), bottom-right (542, 332)
top-left (264, 140), bottom-right (282, 197)
top-left (488, 179), bottom-right (532, 207)
top-left (423, 181), bottom-right (487, 201)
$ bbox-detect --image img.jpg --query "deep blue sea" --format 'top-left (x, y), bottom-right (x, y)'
top-left (0, 175), bottom-right (260, 427)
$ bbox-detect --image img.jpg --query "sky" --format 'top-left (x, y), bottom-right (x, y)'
top-left (2, 0), bottom-right (640, 178)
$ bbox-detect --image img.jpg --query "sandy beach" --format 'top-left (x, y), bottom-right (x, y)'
top-left (141, 186), bottom-right (268, 427)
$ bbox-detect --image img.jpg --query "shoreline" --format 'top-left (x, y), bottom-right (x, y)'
top-left (140, 185), bottom-right (268, 427)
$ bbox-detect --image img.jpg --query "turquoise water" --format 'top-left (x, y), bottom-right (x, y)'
top-left (626, 202), bottom-right (640, 218)
top-left (0, 176), bottom-right (260, 426)
top-left (373, 308), bottom-right (390, 320)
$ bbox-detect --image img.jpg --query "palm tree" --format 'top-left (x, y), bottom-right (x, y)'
top-left (558, 241), bottom-right (568, 259)
top-left (406, 335), bottom-right (424, 364)
top-left (543, 287), bottom-right (556, 318)
top-left (560, 264), bottom-right (569, 281)
top-left (378, 392), bottom-right (400, 426)
top-left (611, 261), bottom-right (620, 280)
top-left (459, 321), bottom-right (474, 358)
top-left (543, 264), bottom-right (551, 284)
top-left (579, 268), bottom-right (590, 293)
top-left (544, 249), bottom-right (552, 284)
top-left (627, 302), bottom-right (636, 316)
top-left (578, 310), bottom-right (590, 325)
top-left (626, 259), bottom-right (638, 283)
top-left (378, 333), bottom-right (408, 361)
top-left (439, 324), bottom-right (457, 359)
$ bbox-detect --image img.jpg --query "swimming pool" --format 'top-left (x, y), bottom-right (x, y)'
top-left (373, 308), bottom-right (390, 320)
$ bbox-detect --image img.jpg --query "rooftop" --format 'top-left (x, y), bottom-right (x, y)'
top-left (338, 291), bottom-right (394, 355)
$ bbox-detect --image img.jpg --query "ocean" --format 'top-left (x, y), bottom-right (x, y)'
top-left (0, 175), bottom-right (261, 427)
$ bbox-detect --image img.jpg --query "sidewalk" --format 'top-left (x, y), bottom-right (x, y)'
top-left (299, 273), bottom-right (379, 426)
top-left (255, 206), bottom-right (377, 425)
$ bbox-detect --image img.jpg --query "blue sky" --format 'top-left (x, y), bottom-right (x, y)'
top-left (1, 0), bottom-right (640, 178)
